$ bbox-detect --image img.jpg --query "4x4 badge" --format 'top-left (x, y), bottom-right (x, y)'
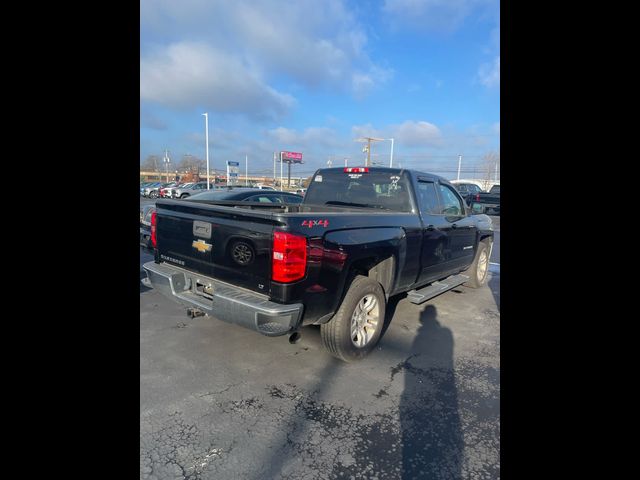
top-left (192, 239), bottom-right (212, 253)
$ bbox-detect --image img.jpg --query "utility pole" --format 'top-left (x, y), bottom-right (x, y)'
top-left (280, 151), bottom-right (283, 190)
top-left (273, 152), bottom-right (276, 186)
top-left (389, 138), bottom-right (394, 167)
top-left (457, 154), bottom-right (462, 180)
top-left (202, 113), bottom-right (210, 189)
top-left (245, 155), bottom-right (248, 186)
top-left (356, 137), bottom-right (384, 167)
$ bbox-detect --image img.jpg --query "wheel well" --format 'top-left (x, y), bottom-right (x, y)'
top-left (479, 234), bottom-right (493, 246)
top-left (348, 256), bottom-right (395, 296)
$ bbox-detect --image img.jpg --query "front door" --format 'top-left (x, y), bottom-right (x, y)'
top-left (436, 182), bottom-right (477, 270)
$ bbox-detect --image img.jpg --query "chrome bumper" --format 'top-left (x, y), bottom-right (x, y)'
top-left (142, 261), bottom-right (304, 336)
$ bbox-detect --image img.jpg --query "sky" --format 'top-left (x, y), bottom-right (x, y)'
top-left (140, 0), bottom-right (500, 180)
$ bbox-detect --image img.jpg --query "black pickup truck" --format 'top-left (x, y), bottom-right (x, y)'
top-left (471, 184), bottom-right (500, 215)
top-left (142, 167), bottom-right (494, 361)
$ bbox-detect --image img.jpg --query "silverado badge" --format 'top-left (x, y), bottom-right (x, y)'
top-left (192, 239), bottom-right (212, 253)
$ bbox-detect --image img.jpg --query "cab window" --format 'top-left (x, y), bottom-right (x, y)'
top-left (438, 184), bottom-right (464, 216)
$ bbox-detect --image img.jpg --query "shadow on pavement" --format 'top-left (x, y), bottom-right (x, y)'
top-left (399, 304), bottom-right (463, 479)
top-left (488, 273), bottom-right (500, 312)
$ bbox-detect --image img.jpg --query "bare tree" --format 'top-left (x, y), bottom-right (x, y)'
top-left (479, 151), bottom-right (500, 191)
top-left (141, 155), bottom-right (161, 172)
top-left (178, 155), bottom-right (205, 175)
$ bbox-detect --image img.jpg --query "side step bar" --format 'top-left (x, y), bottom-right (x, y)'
top-left (407, 274), bottom-right (470, 305)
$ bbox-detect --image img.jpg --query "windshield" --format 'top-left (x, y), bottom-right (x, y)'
top-left (304, 170), bottom-right (413, 212)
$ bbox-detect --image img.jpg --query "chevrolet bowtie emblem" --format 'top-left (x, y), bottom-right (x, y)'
top-left (192, 239), bottom-right (212, 253)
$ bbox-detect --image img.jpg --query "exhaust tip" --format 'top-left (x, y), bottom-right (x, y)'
top-left (289, 331), bottom-right (302, 344)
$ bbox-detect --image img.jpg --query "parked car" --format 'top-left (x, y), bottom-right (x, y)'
top-left (146, 182), bottom-right (174, 199)
top-left (451, 180), bottom-right (485, 206)
top-left (140, 189), bottom-right (303, 250)
top-left (188, 188), bottom-right (303, 204)
top-left (140, 182), bottom-right (161, 196)
top-left (254, 184), bottom-right (276, 190)
top-left (142, 166), bottom-right (493, 361)
top-left (470, 184), bottom-right (500, 215)
top-left (158, 182), bottom-right (179, 198)
top-left (139, 204), bottom-right (156, 250)
top-left (166, 183), bottom-right (194, 198)
top-left (296, 188), bottom-right (307, 196)
top-left (172, 182), bottom-right (214, 199)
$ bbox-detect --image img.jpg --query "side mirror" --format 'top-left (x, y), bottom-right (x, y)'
top-left (471, 203), bottom-right (484, 215)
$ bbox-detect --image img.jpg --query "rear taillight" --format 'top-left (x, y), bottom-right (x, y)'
top-left (344, 167), bottom-right (369, 173)
top-left (272, 231), bottom-right (307, 283)
top-left (476, 193), bottom-right (481, 201)
top-left (151, 211), bottom-right (157, 248)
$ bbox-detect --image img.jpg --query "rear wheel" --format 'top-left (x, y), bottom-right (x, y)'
top-left (463, 240), bottom-right (491, 288)
top-left (321, 275), bottom-right (386, 362)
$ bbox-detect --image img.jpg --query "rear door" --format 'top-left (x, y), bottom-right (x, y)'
top-left (415, 179), bottom-right (451, 284)
top-left (155, 202), bottom-right (279, 295)
top-left (435, 182), bottom-right (477, 269)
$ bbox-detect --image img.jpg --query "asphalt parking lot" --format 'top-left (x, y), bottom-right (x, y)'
top-left (140, 198), bottom-right (500, 479)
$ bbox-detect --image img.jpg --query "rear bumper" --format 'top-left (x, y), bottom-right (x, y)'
top-left (142, 261), bottom-right (304, 336)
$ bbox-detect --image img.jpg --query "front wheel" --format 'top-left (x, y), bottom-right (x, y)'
top-left (180, 193), bottom-right (189, 199)
top-left (321, 275), bottom-right (386, 362)
top-left (463, 241), bottom-right (491, 288)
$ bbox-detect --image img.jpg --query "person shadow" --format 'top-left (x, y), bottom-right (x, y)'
top-left (398, 304), bottom-right (464, 479)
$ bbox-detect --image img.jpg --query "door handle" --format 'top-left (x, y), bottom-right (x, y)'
top-left (426, 224), bottom-right (436, 231)
top-left (451, 223), bottom-right (458, 229)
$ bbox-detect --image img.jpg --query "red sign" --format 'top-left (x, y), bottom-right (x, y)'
top-left (281, 151), bottom-right (303, 163)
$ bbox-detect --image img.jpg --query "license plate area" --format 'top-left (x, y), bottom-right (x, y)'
top-left (194, 280), bottom-right (214, 300)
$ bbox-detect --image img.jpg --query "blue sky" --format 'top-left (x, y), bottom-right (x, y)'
top-left (140, 0), bottom-right (500, 180)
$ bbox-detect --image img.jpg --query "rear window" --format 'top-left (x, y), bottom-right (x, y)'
top-left (304, 170), bottom-right (412, 212)
top-left (490, 185), bottom-right (500, 193)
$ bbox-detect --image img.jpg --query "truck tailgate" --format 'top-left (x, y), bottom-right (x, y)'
top-left (155, 199), bottom-right (284, 295)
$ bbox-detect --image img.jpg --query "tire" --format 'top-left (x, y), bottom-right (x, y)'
top-left (463, 240), bottom-right (491, 288)
top-left (321, 275), bottom-right (386, 362)
top-left (149, 191), bottom-right (157, 199)
top-left (180, 193), bottom-right (189, 199)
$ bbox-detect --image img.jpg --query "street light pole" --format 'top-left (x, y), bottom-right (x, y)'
top-left (202, 113), bottom-right (210, 189)
top-left (457, 154), bottom-right (462, 181)
top-left (245, 154), bottom-right (248, 186)
top-left (389, 138), bottom-right (394, 167)
top-left (164, 149), bottom-right (170, 182)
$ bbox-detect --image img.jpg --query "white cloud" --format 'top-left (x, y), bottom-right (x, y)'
top-left (268, 126), bottom-right (342, 148)
top-left (478, 55), bottom-right (500, 88)
top-left (140, 42), bottom-right (295, 120)
top-left (140, 0), bottom-right (389, 98)
top-left (391, 120), bottom-right (443, 147)
top-left (140, 111), bottom-right (168, 130)
top-left (351, 124), bottom-right (386, 140)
